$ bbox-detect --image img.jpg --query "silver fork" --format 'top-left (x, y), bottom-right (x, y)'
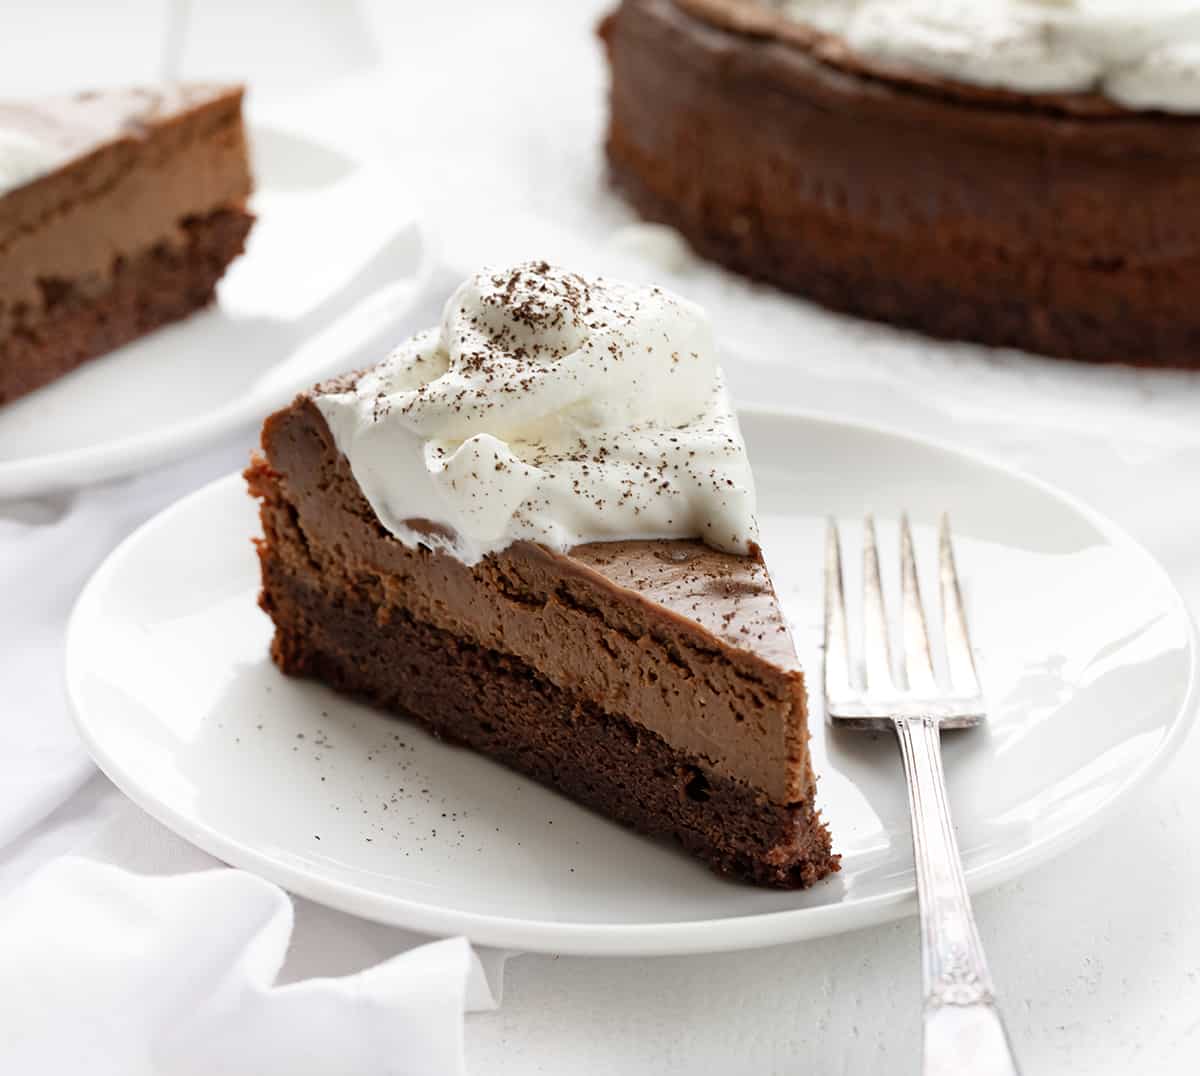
top-left (825, 515), bottom-right (1022, 1076)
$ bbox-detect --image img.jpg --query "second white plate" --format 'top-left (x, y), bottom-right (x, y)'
top-left (65, 409), bottom-right (1197, 955)
top-left (0, 125), bottom-right (426, 499)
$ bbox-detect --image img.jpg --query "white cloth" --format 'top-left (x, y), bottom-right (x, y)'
top-left (0, 857), bottom-right (498, 1076)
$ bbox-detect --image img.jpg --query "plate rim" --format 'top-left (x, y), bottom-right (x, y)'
top-left (0, 121), bottom-right (424, 501)
top-left (65, 405), bottom-right (1200, 956)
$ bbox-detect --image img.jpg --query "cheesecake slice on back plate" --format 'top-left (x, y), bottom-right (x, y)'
top-left (0, 84), bottom-right (254, 406)
top-left (246, 261), bottom-right (837, 888)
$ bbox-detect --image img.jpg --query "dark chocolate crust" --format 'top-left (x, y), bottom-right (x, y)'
top-left (601, 0), bottom-right (1200, 367)
top-left (0, 207), bottom-right (252, 405)
top-left (258, 531), bottom-right (835, 888)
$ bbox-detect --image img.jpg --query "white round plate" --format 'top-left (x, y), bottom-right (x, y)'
top-left (66, 410), bottom-right (1197, 956)
top-left (0, 125), bottom-right (426, 499)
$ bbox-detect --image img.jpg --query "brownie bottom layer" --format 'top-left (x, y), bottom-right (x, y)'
top-left (0, 207), bottom-right (254, 406)
top-left (258, 551), bottom-right (837, 889)
top-left (607, 153), bottom-right (1200, 369)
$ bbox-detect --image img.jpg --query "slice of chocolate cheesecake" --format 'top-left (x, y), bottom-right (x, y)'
top-left (0, 84), bottom-right (254, 406)
top-left (247, 263), bottom-right (837, 888)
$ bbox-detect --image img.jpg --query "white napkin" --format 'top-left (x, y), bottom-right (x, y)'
top-left (0, 855), bottom-right (499, 1076)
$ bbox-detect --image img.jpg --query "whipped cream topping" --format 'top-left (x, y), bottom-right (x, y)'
top-left (0, 127), bottom-right (60, 195)
top-left (773, 0), bottom-right (1200, 112)
top-left (316, 262), bottom-right (758, 564)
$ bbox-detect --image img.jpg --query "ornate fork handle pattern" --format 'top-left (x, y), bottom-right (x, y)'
top-left (895, 714), bottom-right (1021, 1076)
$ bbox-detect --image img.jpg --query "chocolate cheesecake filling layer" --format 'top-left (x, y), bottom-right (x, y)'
top-left (248, 452), bottom-right (836, 888)
top-left (259, 397), bottom-right (815, 805)
top-left (601, 0), bottom-right (1200, 366)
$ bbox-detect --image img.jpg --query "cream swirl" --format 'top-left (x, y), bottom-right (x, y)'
top-left (775, 0), bottom-right (1200, 112)
top-left (316, 262), bottom-right (758, 564)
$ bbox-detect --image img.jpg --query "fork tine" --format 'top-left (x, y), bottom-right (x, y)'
top-left (862, 515), bottom-right (895, 692)
top-left (900, 515), bottom-right (939, 696)
top-left (824, 519), bottom-right (853, 700)
top-left (940, 514), bottom-right (982, 695)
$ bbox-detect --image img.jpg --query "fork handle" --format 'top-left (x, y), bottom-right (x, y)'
top-left (894, 715), bottom-right (1022, 1076)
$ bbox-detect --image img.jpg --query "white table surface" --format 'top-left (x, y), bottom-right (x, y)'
top-left (5, 2), bottom-right (1200, 1073)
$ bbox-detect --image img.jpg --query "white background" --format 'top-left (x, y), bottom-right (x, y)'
top-left (4, 2), bottom-right (1200, 1072)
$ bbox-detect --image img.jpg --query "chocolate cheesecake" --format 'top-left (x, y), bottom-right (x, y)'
top-left (601, 0), bottom-right (1200, 367)
top-left (247, 263), bottom-right (837, 888)
top-left (0, 85), bottom-right (253, 406)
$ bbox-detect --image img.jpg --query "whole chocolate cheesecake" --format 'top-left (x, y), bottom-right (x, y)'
top-left (247, 261), bottom-right (838, 888)
top-left (0, 84), bottom-right (253, 406)
top-left (601, 0), bottom-right (1200, 367)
